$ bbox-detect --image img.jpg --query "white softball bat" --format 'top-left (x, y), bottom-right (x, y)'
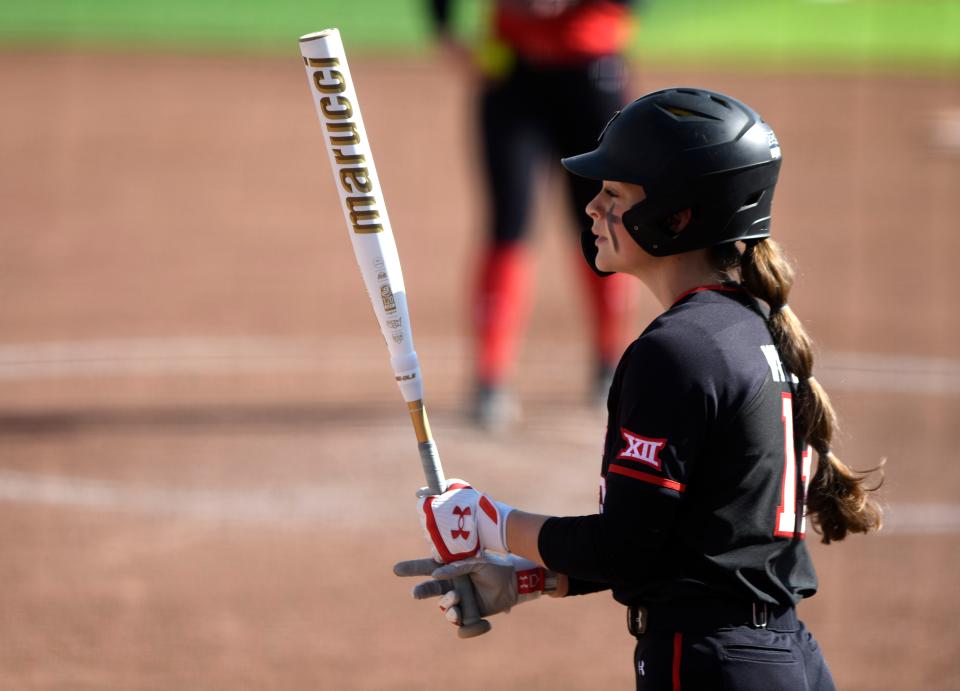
top-left (299, 28), bottom-right (491, 639)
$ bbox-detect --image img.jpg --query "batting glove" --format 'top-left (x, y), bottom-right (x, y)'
top-left (416, 479), bottom-right (514, 563)
top-left (394, 551), bottom-right (553, 624)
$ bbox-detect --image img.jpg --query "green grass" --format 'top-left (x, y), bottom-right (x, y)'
top-left (636, 0), bottom-right (960, 72)
top-left (0, 0), bottom-right (957, 72)
top-left (0, 0), bottom-right (436, 54)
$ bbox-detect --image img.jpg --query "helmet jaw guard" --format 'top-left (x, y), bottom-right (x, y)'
top-left (563, 87), bottom-right (782, 264)
top-left (621, 162), bottom-right (779, 257)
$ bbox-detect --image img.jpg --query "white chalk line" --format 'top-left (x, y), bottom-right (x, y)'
top-left (880, 503), bottom-right (960, 536)
top-left (0, 469), bottom-right (393, 526)
top-left (0, 337), bottom-right (959, 396)
top-left (0, 337), bottom-right (331, 379)
top-left (816, 351), bottom-right (960, 397)
top-left (0, 469), bottom-right (954, 535)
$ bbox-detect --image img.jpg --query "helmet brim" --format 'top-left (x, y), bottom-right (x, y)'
top-left (562, 149), bottom-right (645, 185)
top-left (560, 151), bottom-right (607, 181)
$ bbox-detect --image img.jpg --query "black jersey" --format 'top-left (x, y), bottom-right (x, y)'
top-left (539, 285), bottom-right (818, 608)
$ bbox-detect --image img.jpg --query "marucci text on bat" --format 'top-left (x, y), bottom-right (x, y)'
top-left (304, 55), bottom-right (383, 234)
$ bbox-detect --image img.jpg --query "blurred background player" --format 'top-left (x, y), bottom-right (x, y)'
top-left (426, 0), bottom-right (642, 429)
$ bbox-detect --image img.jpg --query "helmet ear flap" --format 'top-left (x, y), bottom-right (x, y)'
top-left (621, 195), bottom-right (692, 257)
top-left (580, 229), bottom-right (614, 277)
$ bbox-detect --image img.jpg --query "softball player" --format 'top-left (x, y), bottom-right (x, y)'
top-left (427, 0), bottom-right (640, 427)
top-left (397, 87), bottom-right (884, 689)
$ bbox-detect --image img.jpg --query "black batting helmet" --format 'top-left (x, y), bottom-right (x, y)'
top-left (562, 87), bottom-right (782, 272)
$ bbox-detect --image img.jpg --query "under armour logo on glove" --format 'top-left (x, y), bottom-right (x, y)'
top-left (416, 480), bottom-right (515, 563)
top-left (418, 481), bottom-right (481, 563)
top-left (451, 506), bottom-right (472, 539)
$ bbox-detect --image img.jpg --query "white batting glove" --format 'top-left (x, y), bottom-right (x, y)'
top-left (394, 552), bottom-right (552, 625)
top-left (416, 479), bottom-right (514, 563)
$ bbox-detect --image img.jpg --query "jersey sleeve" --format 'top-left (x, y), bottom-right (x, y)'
top-left (539, 324), bottom-right (722, 586)
top-left (538, 493), bottom-right (680, 586)
top-left (609, 324), bottom-right (720, 494)
top-left (564, 576), bottom-right (611, 597)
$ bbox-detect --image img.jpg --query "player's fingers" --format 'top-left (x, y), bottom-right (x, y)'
top-left (415, 478), bottom-right (468, 498)
top-left (431, 560), bottom-right (477, 579)
top-left (438, 590), bottom-right (460, 608)
top-left (437, 590), bottom-right (461, 624)
top-left (443, 605), bottom-right (461, 625)
top-left (412, 579), bottom-right (453, 600)
top-left (393, 558), bottom-right (440, 578)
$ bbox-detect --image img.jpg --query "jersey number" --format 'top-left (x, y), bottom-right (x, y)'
top-left (775, 393), bottom-right (812, 539)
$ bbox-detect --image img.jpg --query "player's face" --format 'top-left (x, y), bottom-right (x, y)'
top-left (586, 181), bottom-right (650, 275)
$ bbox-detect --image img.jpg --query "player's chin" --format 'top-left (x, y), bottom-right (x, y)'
top-left (594, 248), bottom-right (615, 274)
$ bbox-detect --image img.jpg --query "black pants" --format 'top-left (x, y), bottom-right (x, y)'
top-left (632, 622), bottom-right (836, 691)
top-left (478, 55), bottom-right (626, 244)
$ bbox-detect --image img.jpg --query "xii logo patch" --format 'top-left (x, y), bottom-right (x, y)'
top-left (617, 428), bottom-right (666, 469)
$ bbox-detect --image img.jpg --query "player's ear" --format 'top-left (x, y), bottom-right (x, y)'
top-left (665, 208), bottom-right (692, 234)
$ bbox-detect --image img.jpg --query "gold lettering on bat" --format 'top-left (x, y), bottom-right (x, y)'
top-left (326, 121), bottom-right (360, 146)
top-left (306, 55), bottom-right (384, 234)
top-left (346, 195), bottom-right (383, 233)
top-left (320, 95), bottom-right (353, 120)
top-left (333, 148), bottom-right (364, 165)
top-left (306, 57), bottom-right (346, 93)
top-left (339, 167), bottom-right (372, 194)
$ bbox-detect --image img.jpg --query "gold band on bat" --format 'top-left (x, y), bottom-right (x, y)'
top-left (407, 399), bottom-right (433, 444)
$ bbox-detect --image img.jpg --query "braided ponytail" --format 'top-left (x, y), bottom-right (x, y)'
top-left (738, 239), bottom-right (883, 543)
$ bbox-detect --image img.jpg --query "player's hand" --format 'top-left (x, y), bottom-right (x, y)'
top-left (394, 551), bottom-right (550, 624)
top-left (416, 479), bottom-right (513, 563)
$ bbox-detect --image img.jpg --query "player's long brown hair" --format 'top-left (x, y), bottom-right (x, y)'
top-left (713, 238), bottom-right (883, 543)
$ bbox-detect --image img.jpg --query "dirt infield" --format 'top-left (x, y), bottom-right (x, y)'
top-left (1, 51), bottom-right (959, 690)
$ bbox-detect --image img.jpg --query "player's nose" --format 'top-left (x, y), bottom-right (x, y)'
top-left (585, 194), bottom-right (603, 222)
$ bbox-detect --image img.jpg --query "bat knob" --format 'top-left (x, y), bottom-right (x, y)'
top-left (457, 618), bottom-right (492, 639)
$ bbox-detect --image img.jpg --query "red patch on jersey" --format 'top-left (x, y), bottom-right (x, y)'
top-left (616, 428), bottom-right (666, 470)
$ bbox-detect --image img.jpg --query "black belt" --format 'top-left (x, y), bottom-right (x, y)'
top-left (626, 600), bottom-right (798, 637)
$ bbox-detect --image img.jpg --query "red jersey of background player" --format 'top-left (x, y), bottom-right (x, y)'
top-left (495, 0), bottom-right (633, 64)
top-left (431, 0), bottom-right (634, 65)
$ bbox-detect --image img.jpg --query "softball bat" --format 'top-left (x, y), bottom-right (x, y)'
top-left (299, 28), bottom-right (491, 639)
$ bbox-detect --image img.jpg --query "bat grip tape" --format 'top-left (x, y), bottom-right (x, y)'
top-left (418, 440), bottom-right (446, 496)
top-left (418, 441), bottom-right (492, 638)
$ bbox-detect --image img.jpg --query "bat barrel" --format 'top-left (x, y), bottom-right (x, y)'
top-left (300, 27), bottom-right (423, 404)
